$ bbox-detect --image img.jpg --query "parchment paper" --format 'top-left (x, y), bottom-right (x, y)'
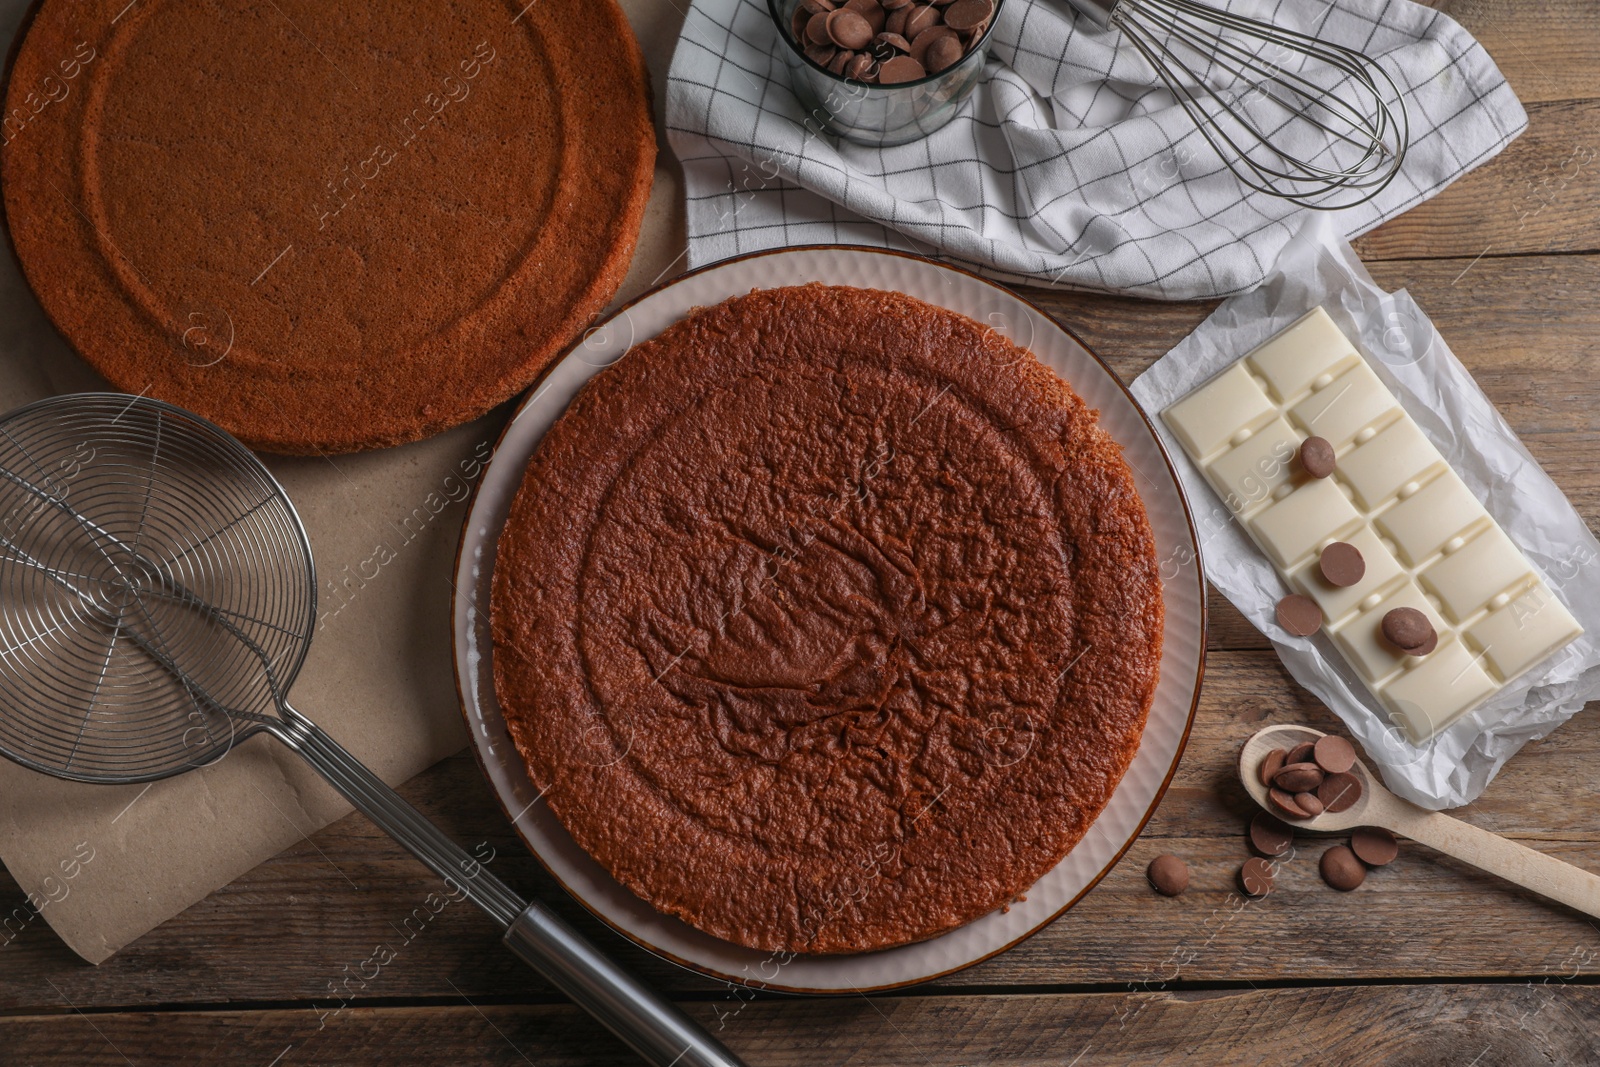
top-left (0, 0), bottom-right (688, 964)
top-left (1130, 213), bottom-right (1600, 810)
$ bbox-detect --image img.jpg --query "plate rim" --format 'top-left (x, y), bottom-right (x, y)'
top-left (450, 243), bottom-right (1206, 994)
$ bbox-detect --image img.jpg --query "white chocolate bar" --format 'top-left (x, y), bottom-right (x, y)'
top-left (1163, 307), bottom-right (1582, 743)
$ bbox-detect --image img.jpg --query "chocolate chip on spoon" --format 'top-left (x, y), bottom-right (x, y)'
top-left (1147, 854), bottom-right (1189, 896)
top-left (1285, 740), bottom-right (1315, 766)
top-left (1317, 771), bottom-right (1362, 813)
top-left (1269, 787), bottom-right (1309, 820)
top-left (1258, 746), bottom-right (1288, 789)
top-left (1299, 435), bottom-right (1336, 478)
top-left (1273, 762), bottom-right (1325, 793)
top-left (1295, 790), bottom-right (1325, 817)
top-left (1313, 734), bottom-right (1356, 775)
top-left (1319, 541), bottom-right (1365, 587)
top-left (1350, 826), bottom-right (1399, 866)
top-left (1276, 593), bottom-right (1323, 637)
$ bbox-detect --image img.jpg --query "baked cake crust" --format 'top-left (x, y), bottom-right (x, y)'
top-left (492, 284), bottom-right (1163, 954)
top-left (1, 0), bottom-right (655, 453)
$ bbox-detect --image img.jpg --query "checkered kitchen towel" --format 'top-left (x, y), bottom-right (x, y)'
top-left (665, 0), bottom-right (1526, 299)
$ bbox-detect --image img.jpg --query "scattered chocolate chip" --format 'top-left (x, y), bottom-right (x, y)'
top-left (1317, 771), bottom-right (1362, 813)
top-left (1273, 762), bottom-right (1325, 793)
top-left (877, 54), bottom-right (926, 82)
top-left (924, 31), bottom-right (964, 71)
top-left (1258, 746), bottom-right (1288, 790)
top-left (903, 3), bottom-right (941, 39)
top-left (1350, 826), bottom-right (1399, 866)
top-left (1276, 593), bottom-right (1323, 637)
top-left (1249, 811), bottom-right (1294, 858)
top-left (1240, 857), bottom-right (1275, 897)
top-left (1319, 541), bottom-right (1365, 587)
top-left (1320, 845), bottom-right (1366, 890)
top-left (942, 0), bottom-right (993, 32)
top-left (1295, 790), bottom-right (1325, 817)
top-left (1147, 854), bottom-right (1189, 896)
top-left (1286, 741), bottom-right (1315, 766)
top-left (1269, 787), bottom-right (1308, 820)
top-left (1299, 435), bottom-right (1336, 478)
top-left (1313, 734), bottom-right (1357, 775)
top-left (1382, 606), bottom-right (1436, 653)
top-left (827, 8), bottom-right (874, 49)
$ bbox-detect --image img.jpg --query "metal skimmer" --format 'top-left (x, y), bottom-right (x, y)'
top-left (0, 393), bottom-right (742, 1067)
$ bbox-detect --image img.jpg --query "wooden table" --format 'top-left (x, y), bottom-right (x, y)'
top-left (4, 1), bottom-right (1599, 1062)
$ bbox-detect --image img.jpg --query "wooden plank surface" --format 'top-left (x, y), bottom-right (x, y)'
top-left (4, 985), bottom-right (1598, 1066)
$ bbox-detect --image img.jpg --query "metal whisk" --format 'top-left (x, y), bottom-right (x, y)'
top-left (1058, 0), bottom-right (1408, 208)
top-left (0, 393), bottom-right (743, 1067)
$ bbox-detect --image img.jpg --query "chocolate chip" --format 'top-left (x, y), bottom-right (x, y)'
top-left (1299, 435), bottom-right (1336, 478)
top-left (1313, 734), bottom-right (1357, 775)
top-left (1350, 826), bottom-right (1398, 866)
top-left (1249, 811), bottom-right (1294, 858)
top-left (882, 0), bottom-right (914, 8)
top-left (1273, 762), bottom-right (1325, 793)
top-left (1295, 790), bottom-right (1324, 817)
top-left (827, 9), bottom-right (874, 49)
top-left (828, 48), bottom-right (853, 74)
top-left (1405, 629), bottom-right (1439, 656)
top-left (1286, 740), bottom-right (1315, 766)
top-left (924, 31), bottom-right (964, 71)
top-left (800, 0), bottom-right (837, 13)
top-left (885, 6), bottom-right (909, 34)
top-left (1382, 606), bottom-right (1436, 652)
top-left (942, 0), bottom-right (993, 32)
top-left (909, 23), bottom-right (955, 64)
top-left (806, 11), bottom-right (834, 44)
top-left (1147, 854), bottom-right (1189, 896)
top-left (1317, 771), bottom-right (1362, 813)
top-left (1258, 746), bottom-right (1288, 790)
top-left (845, 52), bottom-right (878, 79)
top-left (792, 8), bottom-right (810, 41)
top-left (903, 3), bottom-right (941, 39)
top-left (1319, 845), bottom-right (1366, 890)
top-left (1319, 541), bottom-right (1365, 587)
top-left (844, 0), bottom-right (887, 34)
top-left (1240, 857), bottom-right (1275, 897)
top-left (877, 54), bottom-right (926, 82)
top-left (1276, 593), bottom-right (1323, 637)
top-left (803, 41), bottom-right (838, 65)
top-left (1269, 787), bottom-right (1308, 820)
top-left (873, 31), bottom-right (911, 52)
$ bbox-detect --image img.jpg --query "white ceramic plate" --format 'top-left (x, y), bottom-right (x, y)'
top-left (452, 246), bottom-right (1205, 993)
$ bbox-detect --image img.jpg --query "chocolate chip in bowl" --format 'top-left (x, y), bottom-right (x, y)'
top-left (768, 0), bottom-right (1004, 145)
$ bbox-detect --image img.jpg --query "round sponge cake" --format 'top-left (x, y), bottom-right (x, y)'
top-left (491, 284), bottom-right (1164, 954)
top-left (1, 0), bottom-right (655, 452)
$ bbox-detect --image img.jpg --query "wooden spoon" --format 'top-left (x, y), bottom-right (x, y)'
top-left (1239, 724), bottom-right (1600, 919)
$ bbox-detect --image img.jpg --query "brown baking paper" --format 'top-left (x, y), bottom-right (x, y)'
top-left (0, 0), bottom-right (687, 963)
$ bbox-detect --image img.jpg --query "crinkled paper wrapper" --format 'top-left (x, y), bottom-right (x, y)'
top-left (1131, 214), bottom-right (1600, 810)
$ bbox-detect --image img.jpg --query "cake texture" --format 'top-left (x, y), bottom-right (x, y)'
top-left (491, 284), bottom-right (1164, 954)
top-left (1, 0), bottom-right (655, 453)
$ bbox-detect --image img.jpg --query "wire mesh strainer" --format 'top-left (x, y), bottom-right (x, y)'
top-left (0, 393), bottom-right (742, 1067)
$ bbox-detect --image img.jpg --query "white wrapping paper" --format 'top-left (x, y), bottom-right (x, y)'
top-left (1130, 214), bottom-right (1600, 810)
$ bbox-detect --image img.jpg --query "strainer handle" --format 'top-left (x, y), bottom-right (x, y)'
top-left (273, 708), bottom-right (749, 1067)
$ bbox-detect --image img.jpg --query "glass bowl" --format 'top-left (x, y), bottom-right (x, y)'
top-left (768, 0), bottom-right (1003, 147)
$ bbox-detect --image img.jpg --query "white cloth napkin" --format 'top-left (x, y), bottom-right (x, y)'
top-left (666, 0), bottom-right (1526, 299)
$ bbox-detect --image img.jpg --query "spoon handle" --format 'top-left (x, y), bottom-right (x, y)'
top-left (1387, 807), bottom-right (1600, 920)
